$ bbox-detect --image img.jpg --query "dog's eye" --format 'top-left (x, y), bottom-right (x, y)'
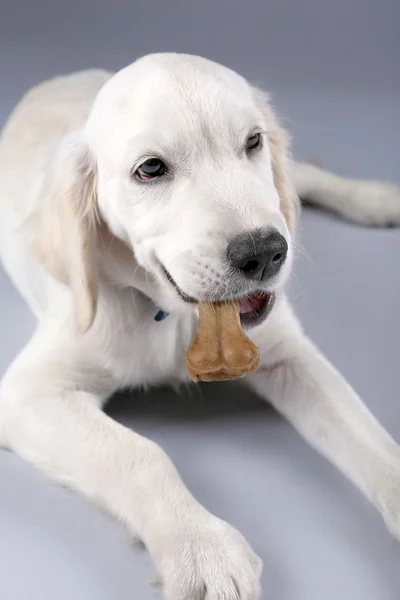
top-left (135, 158), bottom-right (168, 181)
top-left (246, 133), bottom-right (261, 152)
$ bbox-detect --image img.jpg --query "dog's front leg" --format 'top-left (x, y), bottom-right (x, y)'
top-left (0, 330), bottom-right (262, 600)
top-left (247, 323), bottom-right (400, 538)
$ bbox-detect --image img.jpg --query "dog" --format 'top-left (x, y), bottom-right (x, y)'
top-left (0, 53), bottom-right (399, 600)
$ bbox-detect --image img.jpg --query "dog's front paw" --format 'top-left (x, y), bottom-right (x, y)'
top-left (152, 514), bottom-right (262, 600)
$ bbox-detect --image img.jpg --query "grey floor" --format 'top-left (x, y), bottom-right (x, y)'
top-left (0, 1), bottom-right (399, 598)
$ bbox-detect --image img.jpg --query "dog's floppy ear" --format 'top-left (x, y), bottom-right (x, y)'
top-left (252, 87), bottom-right (300, 234)
top-left (37, 132), bottom-right (99, 333)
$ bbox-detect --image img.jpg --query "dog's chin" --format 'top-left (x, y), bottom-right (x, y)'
top-left (162, 267), bottom-right (276, 329)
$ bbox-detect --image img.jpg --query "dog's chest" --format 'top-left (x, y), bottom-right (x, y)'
top-left (101, 290), bottom-right (197, 388)
top-left (135, 313), bottom-right (195, 386)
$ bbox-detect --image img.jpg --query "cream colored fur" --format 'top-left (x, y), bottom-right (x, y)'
top-left (0, 54), bottom-right (399, 600)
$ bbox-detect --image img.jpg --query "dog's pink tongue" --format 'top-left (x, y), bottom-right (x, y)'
top-left (239, 292), bottom-right (268, 314)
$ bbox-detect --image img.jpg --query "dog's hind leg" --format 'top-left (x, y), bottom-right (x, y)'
top-left (290, 160), bottom-right (400, 227)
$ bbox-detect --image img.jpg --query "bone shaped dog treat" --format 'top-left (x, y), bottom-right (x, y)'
top-left (185, 300), bottom-right (260, 382)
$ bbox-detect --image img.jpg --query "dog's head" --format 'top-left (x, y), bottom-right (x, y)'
top-left (38, 54), bottom-right (299, 332)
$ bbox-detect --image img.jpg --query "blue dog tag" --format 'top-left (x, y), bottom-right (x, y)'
top-left (154, 310), bottom-right (170, 322)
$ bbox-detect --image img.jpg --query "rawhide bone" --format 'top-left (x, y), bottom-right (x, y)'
top-left (185, 300), bottom-right (260, 382)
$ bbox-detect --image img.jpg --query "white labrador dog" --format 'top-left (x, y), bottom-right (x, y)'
top-left (0, 53), bottom-right (399, 600)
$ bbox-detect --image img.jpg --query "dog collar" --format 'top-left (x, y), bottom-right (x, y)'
top-left (154, 309), bottom-right (170, 322)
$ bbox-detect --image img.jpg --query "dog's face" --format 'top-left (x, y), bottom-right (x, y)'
top-left (40, 54), bottom-right (298, 331)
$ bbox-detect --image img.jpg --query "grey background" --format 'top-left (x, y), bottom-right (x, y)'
top-left (0, 1), bottom-right (399, 598)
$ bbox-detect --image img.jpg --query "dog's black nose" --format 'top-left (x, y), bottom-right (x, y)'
top-left (227, 229), bottom-right (288, 281)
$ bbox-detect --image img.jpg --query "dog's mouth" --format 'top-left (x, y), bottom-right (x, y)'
top-left (237, 290), bottom-right (275, 328)
top-left (162, 267), bottom-right (275, 329)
